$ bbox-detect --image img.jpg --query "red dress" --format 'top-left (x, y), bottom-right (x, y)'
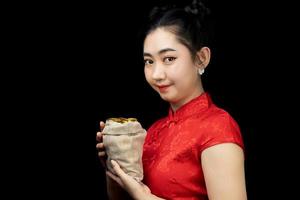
top-left (142, 92), bottom-right (244, 200)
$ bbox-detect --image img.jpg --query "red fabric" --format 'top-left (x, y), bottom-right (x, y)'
top-left (142, 92), bottom-right (244, 200)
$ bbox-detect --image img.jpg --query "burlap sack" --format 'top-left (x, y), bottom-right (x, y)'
top-left (102, 118), bottom-right (146, 182)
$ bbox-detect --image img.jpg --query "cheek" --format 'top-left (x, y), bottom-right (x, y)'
top-left (169, 67), bottom-right (196, 86)
top-left (167, 67), bottom-right (184, 82)
top-left (175, 62), bottom-right (197, 76)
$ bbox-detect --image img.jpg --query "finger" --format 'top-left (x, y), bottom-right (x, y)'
top-left (98, 151), bottom-right (105, 157)
top-left (100, 121), bottom-right (105, 131)
top-left (96, 132), bottom-right (102, 142)
top-left (106, 170), bottom-right (124, 187)
top-left (96, 143), bottom-right (104, 150)
top-left (111, 160), bottom-right (127, 179)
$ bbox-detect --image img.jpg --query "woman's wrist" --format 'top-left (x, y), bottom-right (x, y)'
top-left (106, 175), bottom-right (132, 200)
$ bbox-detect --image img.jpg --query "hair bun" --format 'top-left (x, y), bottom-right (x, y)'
top-left (184, 0), bottom-right (210, 19)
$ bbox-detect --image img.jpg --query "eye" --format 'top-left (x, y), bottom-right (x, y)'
top-left (144, 59), bottom-right (154, 65)
top-left (163, 57), bottom-right (177, 64)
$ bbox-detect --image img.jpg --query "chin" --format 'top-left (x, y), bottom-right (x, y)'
top-left (159, 93), bottom-right (176, 103)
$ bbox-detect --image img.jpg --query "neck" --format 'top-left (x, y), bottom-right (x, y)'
top-left (170, 86), bottom-right (204, 112)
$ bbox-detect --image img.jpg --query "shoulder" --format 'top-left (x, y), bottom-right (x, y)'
top-left (189, 105), bottom-right (240, 132)
top-left (195, 106), bottom-right (244, 153)
top-left (206, 107), bottom-right (240, 132)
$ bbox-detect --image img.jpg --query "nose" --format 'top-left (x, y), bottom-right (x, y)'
top-left (151, 64), bottom-right (166, 81)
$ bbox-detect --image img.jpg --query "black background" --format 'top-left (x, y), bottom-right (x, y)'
top-left (5, 0), bottom-right (298, 199)
top-left (92, 1), bottom-right (297, 199)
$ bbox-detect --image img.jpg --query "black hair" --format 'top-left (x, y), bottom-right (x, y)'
top-left (143, 0), bottom-right (214, 59)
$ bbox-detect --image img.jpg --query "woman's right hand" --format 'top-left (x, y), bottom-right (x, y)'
top-left (96, 121), bottom-right (107, 168)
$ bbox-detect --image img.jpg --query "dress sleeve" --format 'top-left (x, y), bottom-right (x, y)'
top-left (198, 112), bottom-right (244, 154)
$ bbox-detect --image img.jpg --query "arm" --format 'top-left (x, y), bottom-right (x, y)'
top-left (201, 143), bottom-right (247, 200)
top-left (107, 160), bottom-right (165, 200)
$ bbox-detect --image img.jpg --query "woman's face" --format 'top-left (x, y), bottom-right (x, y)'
top-left (144, 28), bottom-right (203, 110)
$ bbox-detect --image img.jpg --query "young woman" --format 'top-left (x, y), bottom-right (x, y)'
top-left (96, 0), bottom-right (247, 199)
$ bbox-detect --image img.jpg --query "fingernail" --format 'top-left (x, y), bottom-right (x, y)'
top-left (111, 160), bottom-right (116, 166)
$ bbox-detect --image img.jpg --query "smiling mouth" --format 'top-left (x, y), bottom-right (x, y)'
top-left (157, 85), bottom-right (171, 92)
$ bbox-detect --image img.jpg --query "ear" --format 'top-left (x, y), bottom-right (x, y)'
top-left (195, 47), bottom-right (211, 69)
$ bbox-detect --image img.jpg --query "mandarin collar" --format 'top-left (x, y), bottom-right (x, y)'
top-left (167, 92), bottom-right (212, 123)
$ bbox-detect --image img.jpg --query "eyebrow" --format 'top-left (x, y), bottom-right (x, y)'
top-left (143, 48), bottom-right (176, 57)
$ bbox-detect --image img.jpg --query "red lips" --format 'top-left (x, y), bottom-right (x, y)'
top-left (157, 85), bottom-right (171, 93)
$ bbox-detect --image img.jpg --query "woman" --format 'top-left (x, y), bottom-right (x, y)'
top-left (96, 0), bottom-right (247, 199)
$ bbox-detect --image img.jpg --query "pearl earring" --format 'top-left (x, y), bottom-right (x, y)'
top-left (198, 68), bottom-right (205, 75)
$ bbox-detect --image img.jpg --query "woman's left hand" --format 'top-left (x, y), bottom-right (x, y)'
top-left (106, 160), bottom-right (164, 200)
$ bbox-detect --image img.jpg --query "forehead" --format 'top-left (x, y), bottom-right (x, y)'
top-left (143, 28), bottom-right (182, 53)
